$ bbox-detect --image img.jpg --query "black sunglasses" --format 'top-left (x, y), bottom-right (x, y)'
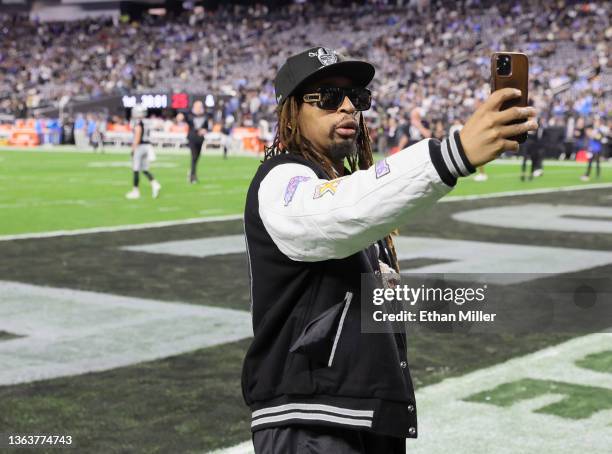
top-left (302, 87), bottom-right (372, 111)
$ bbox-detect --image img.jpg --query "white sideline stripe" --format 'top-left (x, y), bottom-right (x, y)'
top-left (2, 181), bottom-right (610, 242)
top-left (488, 159), bottom-right (612, 168)
top-left (0, 214), bottom-right (242, 242)
top-left (251, 412), bottom-right (373, 429)
top-left (441, 182), bottom-right (612, 202)
top-left (252, 402), bottom-right (373, 419)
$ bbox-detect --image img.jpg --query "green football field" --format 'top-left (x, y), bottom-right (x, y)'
top-left (1, 147), bottom-right (611, 236)
top-left (0, 145), bottom-right (611, 453)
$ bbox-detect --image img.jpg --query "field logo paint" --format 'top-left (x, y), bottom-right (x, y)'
top-left (464, 377), bottom-right (612, 420)
top-left (452, 204), bottom-right (612, 234)
top-left (575, 351), bottom-right (612, 373)
top-left (0, 281), bottom-right (252, 386)
top-left (211, 334), bottom-right (612, 454)
top-left (123, 234), bottom-right (612, 284)
top-left (392, 236), bottom-right (612, 284)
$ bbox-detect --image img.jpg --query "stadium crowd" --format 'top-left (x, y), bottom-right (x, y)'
top-left (0, 0), bottom-right (609, 154)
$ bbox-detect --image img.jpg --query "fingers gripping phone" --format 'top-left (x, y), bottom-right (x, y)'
top-left (491, 52), bottom-right (529, 143)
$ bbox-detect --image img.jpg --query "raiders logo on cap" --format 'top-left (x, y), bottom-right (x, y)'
top-left (274, 46), bottom-right (375, 105)
top-left (308, 47), bottom-right (338, 66)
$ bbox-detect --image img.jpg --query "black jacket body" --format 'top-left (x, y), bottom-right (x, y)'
top-left (242, 153), bottom-right (418, 439)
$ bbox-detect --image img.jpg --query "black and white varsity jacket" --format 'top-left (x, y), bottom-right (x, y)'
top-left (242, 131), bottom-right (475, 439)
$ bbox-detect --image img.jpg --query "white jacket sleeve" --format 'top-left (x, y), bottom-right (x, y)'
top-left (258, 132), bottom-right (475, 261)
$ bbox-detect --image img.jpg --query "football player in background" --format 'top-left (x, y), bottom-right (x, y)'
top-left (125, 104), bottom-right (161, 200)
top-left (186, 100), bottom-right (210, 183)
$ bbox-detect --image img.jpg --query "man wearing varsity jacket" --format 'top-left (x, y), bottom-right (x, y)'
top-left (242, 47), bottom-right (538, 454)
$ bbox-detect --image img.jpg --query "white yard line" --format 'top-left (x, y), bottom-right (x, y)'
top-left (441, 182), bottom-right (612, 202)
top-left (1, 182), bottom-right (610, 242)
top-left (488, 159), bottom-right (612, 168)
top-left (0, 146), bottom-right (260, 157)
top-left (0, 215), bottom-right (242, 242)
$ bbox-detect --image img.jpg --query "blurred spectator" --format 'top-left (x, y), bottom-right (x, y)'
top-left (86, 114), bottom-right (97, 146)
top-left (581, 116), bottom-right (605, 180)
top-left (73, 114), bottom-right (88, 148)
top-left (432, 120), bottom-right (446, 141)
top-left (92, 113), bottom-right (107, 152)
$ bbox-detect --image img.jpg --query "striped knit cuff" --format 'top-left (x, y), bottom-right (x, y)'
top-left (428, 130), bottom-right (476, 186)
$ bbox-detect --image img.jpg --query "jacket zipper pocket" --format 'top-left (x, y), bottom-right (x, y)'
top-left (327, 291), bottom-right (353, 367)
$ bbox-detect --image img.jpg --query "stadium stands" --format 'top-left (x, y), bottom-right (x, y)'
top-left (0, 0), bottom-right (609, 154)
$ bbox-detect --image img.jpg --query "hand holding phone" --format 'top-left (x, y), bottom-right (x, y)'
top-left (459, 87), bottom-right (538, 167)
top-left (457, 51), bottom-right (538, 168)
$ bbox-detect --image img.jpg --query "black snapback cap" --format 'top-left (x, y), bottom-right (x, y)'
top-left (274, 47), bottom-right (375, 105)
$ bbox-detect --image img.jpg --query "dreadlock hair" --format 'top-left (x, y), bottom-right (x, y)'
top-left (264, 95), bottom-right (400, 273)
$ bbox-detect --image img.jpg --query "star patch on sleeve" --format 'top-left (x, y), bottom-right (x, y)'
top-left (313, 178), bottom-right (343, 199)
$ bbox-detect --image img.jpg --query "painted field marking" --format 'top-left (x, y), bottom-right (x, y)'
top-left (122, 234), bottom-right (612, 285)
top-left (122, 235), bottom-right (246, 257)
top-left (210, 332), bottom-right (612, 454)
top-left (393, 236), bottom-right (612, 283)
top-left (452, 204), bottom-right (612, 233)
top-left (409, 332), bottom-right (612, 454)
top-left (0, 281), bottom-right (252, 386)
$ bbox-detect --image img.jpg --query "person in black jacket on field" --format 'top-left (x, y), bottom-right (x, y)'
top-left (186, 100), bottom-right (210, 183)
top-left (241, 47), bottom-right (538, 453)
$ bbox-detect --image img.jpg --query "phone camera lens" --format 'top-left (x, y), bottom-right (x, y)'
top-left (497, 55), bottom-right (512, 76)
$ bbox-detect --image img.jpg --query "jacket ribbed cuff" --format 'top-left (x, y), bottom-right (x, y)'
top-left (428, 130), bottom-right (476, 186)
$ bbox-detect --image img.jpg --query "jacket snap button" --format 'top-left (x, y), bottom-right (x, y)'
top-left (408, 426), bottom-right (416, 436)
top-left (400, 361), bottom-right (407, 368)
top-left (407, 404), bottom-right (415, 413)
